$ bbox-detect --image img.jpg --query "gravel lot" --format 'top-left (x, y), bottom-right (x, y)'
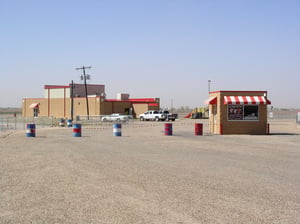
top-left (1, 119), bottom-right (300, 224)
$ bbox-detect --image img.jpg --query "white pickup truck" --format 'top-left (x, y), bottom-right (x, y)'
top-left (139, 110), bottom-right (177, 121)
top-left (101, 113), bottom-right (133, 122)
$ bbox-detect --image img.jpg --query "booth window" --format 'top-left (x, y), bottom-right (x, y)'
top-left (228, 105), bottom-right (259, 121)
top-left (244, 105), bottom-right (258, 120)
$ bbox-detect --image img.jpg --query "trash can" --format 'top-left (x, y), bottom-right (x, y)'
top-left (73, 124), bottom-right (82, 137)
top-left (67, 119), bottom-right (72, 127)
top-left (26, 123), bottom-right (36, 137)
top-left (195, 123), bottom-right (203, 136)
top-left (113, 123), bottom-right (122, 136)
top-left (59, 118), bottom-right (65, 127)
top-left (164, 123), bottom-right (173, 136)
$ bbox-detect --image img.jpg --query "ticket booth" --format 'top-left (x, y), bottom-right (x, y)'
top-left (207, 91), bottom-right (271, 135)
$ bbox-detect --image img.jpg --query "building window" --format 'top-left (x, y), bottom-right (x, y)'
top-left (33, 108), bottom-right (39, 117)
top-left (228, 105), bottom-right (259, 121)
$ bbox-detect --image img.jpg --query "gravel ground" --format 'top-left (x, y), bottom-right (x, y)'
top-left (0, 119), bottom-right (300, 224)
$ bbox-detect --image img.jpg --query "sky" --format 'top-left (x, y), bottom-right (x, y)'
top-left (1, 0), bottom-right (299, 109)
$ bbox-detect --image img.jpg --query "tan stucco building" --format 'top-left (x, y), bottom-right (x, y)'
top-left (207, 91), bottom-right (271, 135)
top-left (22, 84), bottom-right (159, 119)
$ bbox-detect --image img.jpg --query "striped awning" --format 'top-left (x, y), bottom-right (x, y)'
top-left (205, 96), bottom-right (217, 105)
top-left (29, 103), bottom-right (39, 108)
top-left (224, 96), bottom-right (271, 105)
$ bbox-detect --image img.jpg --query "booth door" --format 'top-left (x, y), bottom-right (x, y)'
top-left (210, 105), bottom-right (217, 134)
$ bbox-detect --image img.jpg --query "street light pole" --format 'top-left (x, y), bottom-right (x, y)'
top-left (70, 80), bottom-right (74, 121)
top-left (208, 80), bottom-right (211, 93)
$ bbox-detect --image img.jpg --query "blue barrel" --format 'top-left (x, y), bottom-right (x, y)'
top-left (164, 123), bottom-right (173, 136)
top-left (67, 119), bottom-right (73, 127)
top-left (26, 123), bottom-right (36, 137)
top-left (73, 124), bottom-right (82, 137)
top-left (113, 123), bottom-right (122, 136)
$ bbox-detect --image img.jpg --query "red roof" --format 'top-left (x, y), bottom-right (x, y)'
top-left (106, 98), bottom-right (157, 103)
top-left (128, 98), bottom-right (156, 102)
top-left (209, 90), bottom-right (268, 94)
top-left (44, 85), bottom-right (70, 89)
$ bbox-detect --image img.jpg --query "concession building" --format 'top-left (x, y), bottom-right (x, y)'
top-left (22, 83), bottom-right (160, 119)
top-left (207, 90), bottom-right (272, 135)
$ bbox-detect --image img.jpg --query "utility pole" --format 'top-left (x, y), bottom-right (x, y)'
top-left (70, 80), bottom-right (74, 121)
top-left (76, 66), bottom-right (91, 120)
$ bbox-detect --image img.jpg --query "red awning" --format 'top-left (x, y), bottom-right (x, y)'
top-left (224, 96), bottom-right (271, 105)
top-left (205, 96), bottom-right (217, 105)
top-left (29, 103), bottom-right (39, 108)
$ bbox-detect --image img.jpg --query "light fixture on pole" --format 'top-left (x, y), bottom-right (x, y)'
top-left (208, 80), bottom-right (211, 93)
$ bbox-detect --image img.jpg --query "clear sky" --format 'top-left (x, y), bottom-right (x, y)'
top-left (1, 0), bottom-right (299, 109)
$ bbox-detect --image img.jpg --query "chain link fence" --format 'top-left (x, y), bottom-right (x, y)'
top-left (1, 109), bottom-right (299, 136)
top-left (0, 114), bottom-right (135, 135)
top-left (0, 115), bottom-right (61, 135)
top-left (268, 109), bottom-right (299, 120)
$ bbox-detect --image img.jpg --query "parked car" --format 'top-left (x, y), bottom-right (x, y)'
top-left (101, 113), bottom-right (133, 122)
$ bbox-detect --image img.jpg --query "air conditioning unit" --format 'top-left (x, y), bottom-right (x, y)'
top-left (117, 93), bottom-right (129, 100)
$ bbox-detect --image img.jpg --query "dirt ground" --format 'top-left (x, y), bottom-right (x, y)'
top-left (0, 119), bottom-right (300, 224)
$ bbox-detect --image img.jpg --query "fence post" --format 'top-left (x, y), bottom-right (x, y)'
top-left (266, 123), bottom-right (270, 135)
top-left (220, 124), bottom-right (223, 135)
